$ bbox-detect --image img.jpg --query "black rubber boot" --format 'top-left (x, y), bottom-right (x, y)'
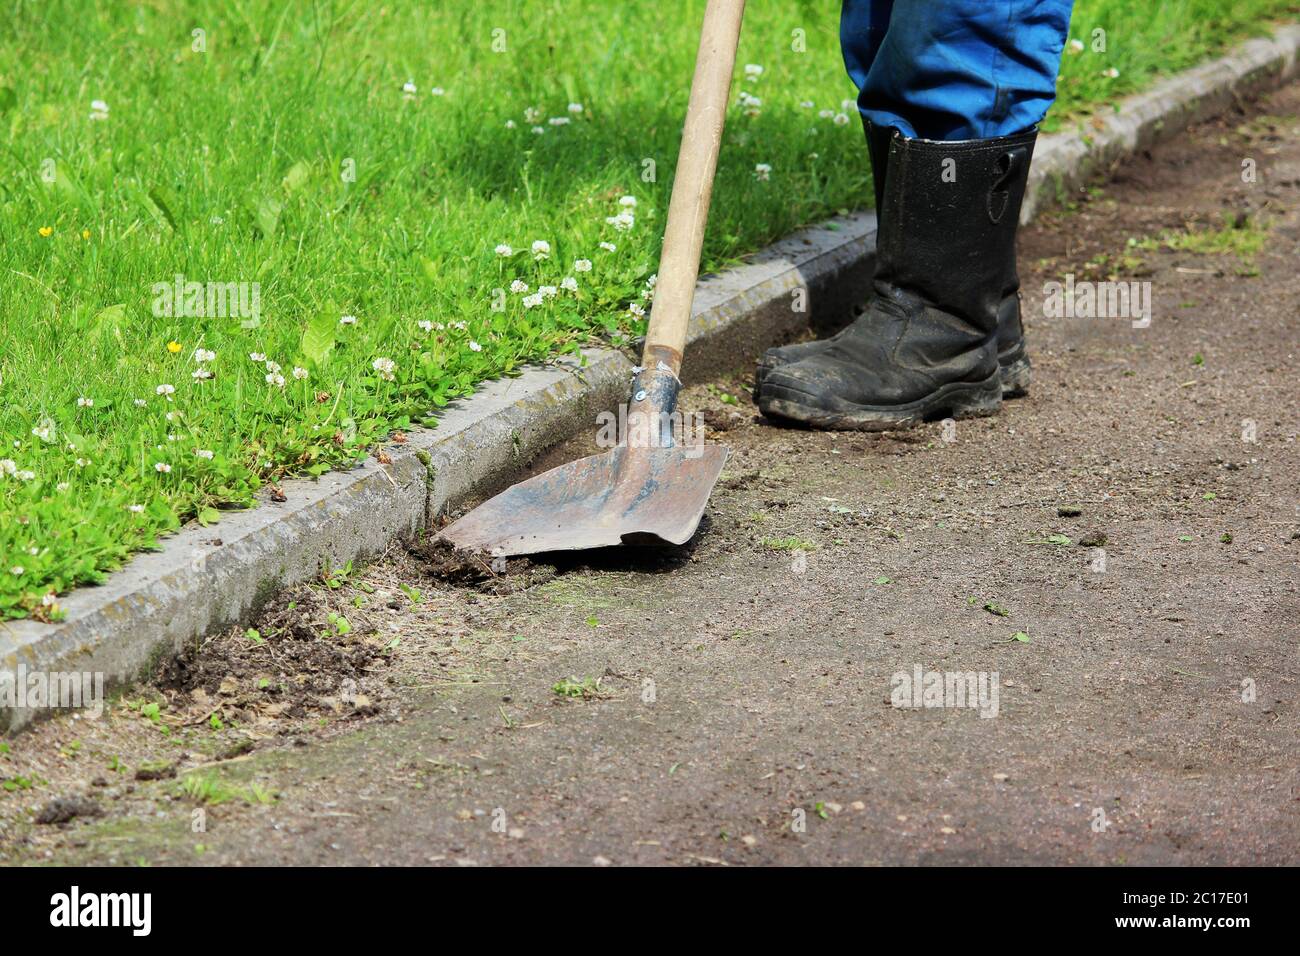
top-left (756, 293), bottom-right (1031, 398)
top-left (755, 292), bottom-right (1031, 398)
top-left (752, 121), bottom-right (890, 395)
top-left (757, 127), bottom-right (1037, 430)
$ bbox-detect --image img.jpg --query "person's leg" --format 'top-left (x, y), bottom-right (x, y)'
top-left (852, 0), bottom-right (1073, 140)
top-left (756, 1), bottom-right (1073, 427)
top-left (752, 0), bottom-right (897, 397)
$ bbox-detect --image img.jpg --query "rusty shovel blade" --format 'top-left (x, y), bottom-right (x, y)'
top-left (436, 444), bottom-right (728, 557)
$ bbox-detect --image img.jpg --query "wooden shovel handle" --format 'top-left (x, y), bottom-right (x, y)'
top-left (641, 0), bottom-right (746, 379)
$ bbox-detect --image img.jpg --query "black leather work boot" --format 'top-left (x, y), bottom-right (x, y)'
top-left (756, 292), bottom-right (1032, 398)
top-left (756, 127), bottom-right (1037, 430)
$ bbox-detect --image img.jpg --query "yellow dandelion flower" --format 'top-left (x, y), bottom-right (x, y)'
top-left (81, 229), bottom-right (91, 240)
top-left (39, 226), bottom-right (53, 237)
top-left (167, 341), bottom-right (183, 354)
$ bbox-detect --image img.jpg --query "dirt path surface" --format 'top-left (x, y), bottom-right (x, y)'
top-left (3, 85), bottom-right (1297, 867)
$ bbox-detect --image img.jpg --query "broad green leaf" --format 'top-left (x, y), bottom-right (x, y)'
top-left (282, 160), bottom-right (310, 193)
top-left (147, 186), bottom-right (179, 231)
top-left (254, 195), bottom-right (281, 239)
top-left (302, 310), bottom-right (337, 367)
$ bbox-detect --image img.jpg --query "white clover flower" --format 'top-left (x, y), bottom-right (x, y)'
top-left (192, 368), bottom-right (213, 380)
top-left (75, 458), bottom-right (88, 467)
top-left (339, 314), bottom-right (358, 326)
top-left (195, 449), bottom-right (214, 460)
top-left (605, 210), bottom-right (635, 231)
top-left (194, 348), bottom-right (216, 363)
top-left (165, 411), bottom-right (178, 422)
top-left (292, 366), bottom-right (309, 380)
top-left (738, 91), bottom-right (761, 108)
top-left (818, 109), bottom-right (835, 119)
top-left (568, 102), bottom-right (584, 114)
top-left (523, 107), bottom-right (541, 124)
top-left (833, 112), bottom-right (850, 126)
top-left (372, 357), bottom-right (396, 381)
top-left (561, 276), bottom-right (578, 292)
top-left (530, 125), bottom-right (545, 135)
top-left (155, 462), bottom-right (171, 473)
top-left (89, 99), bottom-right (109, 120)
top-left (469, 340), bottom-right (483, 352)
top-left (1102, 67), bottom-right (1120, 78)
top-left (156, 383), bottom-right (176, 397)
top-left (548, 116), bottom-right (570, 126)
top-left (628, 303), bottom-right (646, 317)
top-left (417, 320), bottom-right (433, 332)
top-left (265, 361), bottom-right (282, 375)
top-left (645, 274), bottom-right (657, 288)
top-left (754, 163), bottom-right (772, 181)
top-left (430, 86), bottom-right (445, 96)
top-left (574, 258), bottom-right (592, 272)
top-left (618, 195), bottom-right (637, 207)
top-left (250, 352), bottom-right (266, 362)
top-left (266, 372), bottom-right (285, 387)
top-left (452, 320), bottom-right (467, 331)
top-left (76, 396), bottom-right (93, 408)
top-left (522, 293), bottom-right (543, 309)
top-left (128, 504), bottom-right (145, 513)
top-left (133, 399), bottom-right (147, 407)
top-left (495, 243), bottom-right (513, 256)
top-left (56, 482), bottom-right (70, 491)
top-left (539, 285), bottom-right (558, 299)
top-left (402, 80), bottom-right (418, 96)
top-left (15, 470), bottom-right (35, 481)
top-left (1068, 38), bottom-right (1084, 53)
top-left (31, 425), bottom-right (53, 441)
top-left (841, 99), bottom-right (857, 112)
top-left (532, 239), bottom-right (551, 259)
top-left (744, 64), bottom-right (763, 79)
top-left (799, 100), bottom-right (815, 109)
top-left (599, 241), bottom-right (616, 252)
top-left (510, 279), bottom-right (529, 294)
top-left (0, 459), bottom-right (15, 476)
top-left (504, 119), bottom-right (516, 129)
top-left (10, 566), bottom-right (23, 576)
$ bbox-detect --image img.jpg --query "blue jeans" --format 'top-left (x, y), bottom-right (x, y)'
top-left (840, 0), bottom-right (1075, 140)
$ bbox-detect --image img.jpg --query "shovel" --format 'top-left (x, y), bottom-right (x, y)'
top-left (437, 0), bottom-right (745, 558)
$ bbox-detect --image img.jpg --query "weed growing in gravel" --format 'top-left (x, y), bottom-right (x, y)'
top-left (552, 676), bottom-right (602, 699)
top-left (761, 536), bottom-right (817, 552)
top-left (177, 772), bottom-right (274, 806)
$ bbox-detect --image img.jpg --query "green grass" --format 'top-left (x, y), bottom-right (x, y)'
top-left (1049, 0), bottom-right (1300, 130)
top-left (1131, 211), bottom-right (1272, 265)
top-left (1, 0), bottom-right (1295, 619)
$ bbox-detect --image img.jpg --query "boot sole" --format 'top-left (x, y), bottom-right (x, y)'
top-left (760, 372), bottom-right (1002, 431)
top-left (756, 351), bottom-right (1031, 400)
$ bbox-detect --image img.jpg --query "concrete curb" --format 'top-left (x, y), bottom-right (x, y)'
top-left (4, 22), bottom-right (1298, 732)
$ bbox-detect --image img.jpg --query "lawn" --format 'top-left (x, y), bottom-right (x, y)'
top-left (1, 0), bottom-right (1295, 620)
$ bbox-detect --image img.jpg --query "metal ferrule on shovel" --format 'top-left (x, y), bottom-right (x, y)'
top-left (437, 0), bottom-right (745, 559)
